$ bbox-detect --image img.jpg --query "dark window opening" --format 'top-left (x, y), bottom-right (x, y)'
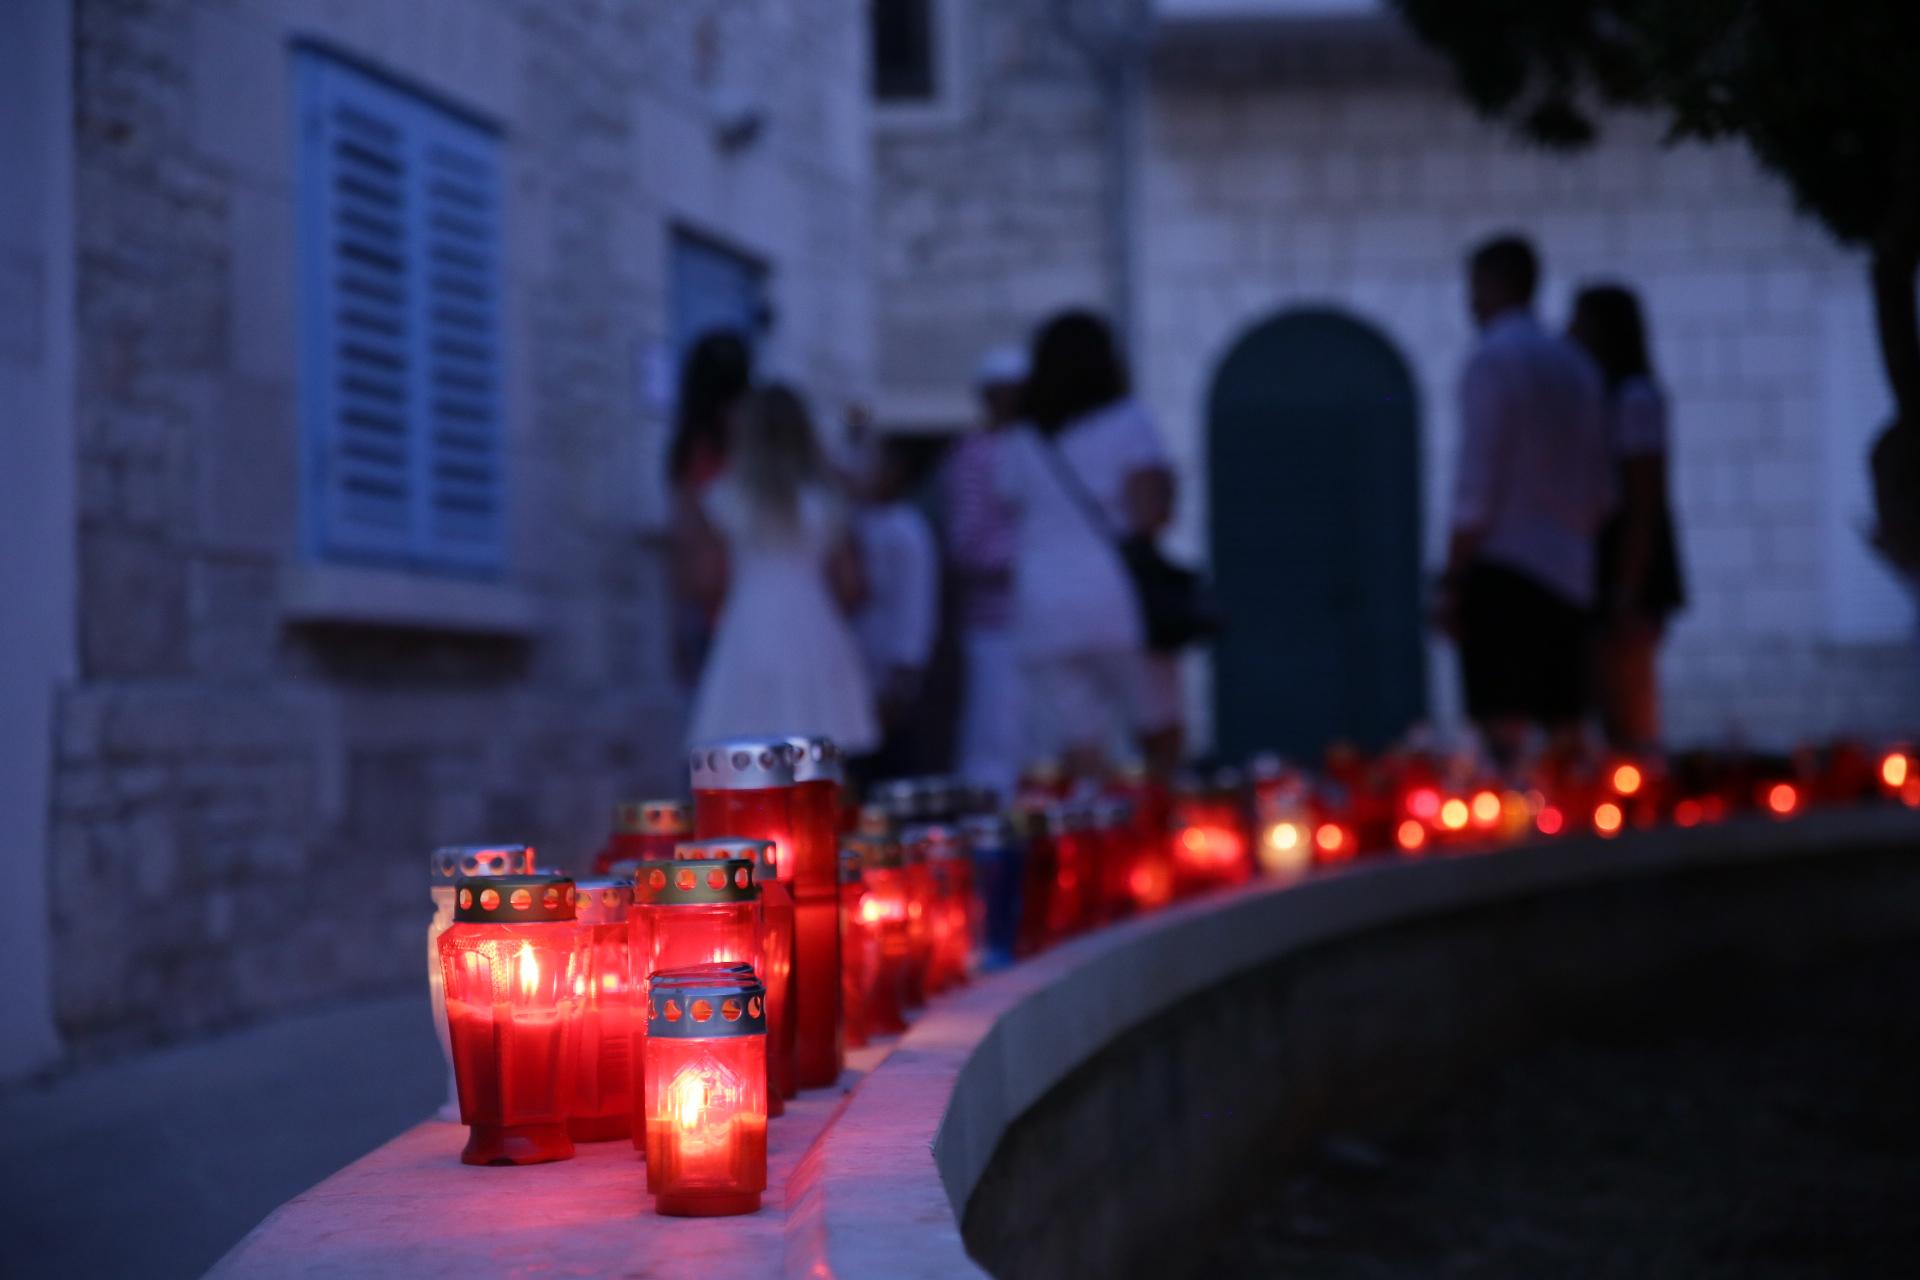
top-left (872, 0), bottom-right (937, 102)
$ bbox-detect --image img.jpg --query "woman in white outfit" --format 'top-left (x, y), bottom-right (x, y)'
top-left (680, 384), bottom-right (880, 755)
top-left (997, 311), bottom-right (1182, 774)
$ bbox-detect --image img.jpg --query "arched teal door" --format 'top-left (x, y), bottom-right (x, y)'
top-left (1208, 309), bottom-right (1425, 764)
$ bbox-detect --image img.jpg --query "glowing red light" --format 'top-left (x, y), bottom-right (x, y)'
top-left (1407, 787), bottom-right (1440, 820)
top-left (1314, 823), bottom-right (1346, 855)
top-left (1470, 790), bottom-right (1501, 828)
top-left (1439, 798), bottom-right (1470, 831)
top-left (1611, 763), bottom-right (1643, 796)
top-left (1536, 806), bottom-right (1564, 836)
top-left (1881, 753), bottom-right (1909, 790)
top-left (1674, 799), bottom-right (1702, 828)
top-left (1766, 783), bottom-right (1798, 816)
top-left (1395, 819), bottom-right (1427, 852)
top-left (1593, 801), bottom-right (1623, 835)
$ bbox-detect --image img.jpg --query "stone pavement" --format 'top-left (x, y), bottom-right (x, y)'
top-left (0, 991), bottom-right (442, 1280)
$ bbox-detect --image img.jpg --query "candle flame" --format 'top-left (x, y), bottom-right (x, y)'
top-left (516, 942), bottom-right (539, 1000)
top-left (669, 1068), bottom-right (707, 1133)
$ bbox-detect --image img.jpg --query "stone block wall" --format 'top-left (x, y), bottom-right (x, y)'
top-left (57, 0), bottom-right (872, 1055)
top-left (871, 6), bottom-right (1920, 748)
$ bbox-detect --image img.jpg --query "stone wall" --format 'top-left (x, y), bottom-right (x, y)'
top-left (56, 0), bottom-right (872, 1055)
top-left (870, 11), bottom-right (1920, 748)
top-left (871, 0), bottom-right (1114, 425)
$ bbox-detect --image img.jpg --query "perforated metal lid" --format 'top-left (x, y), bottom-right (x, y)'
top-left (901, 822), bottom-right (963, 860)
top-left (672, 837), bottom-right (776, 877)
top-left (854, 803), bottom-right (895, 837)
top-left (430, 844), bottom-right (534, 883)
top-left (689, 738), bottom-right (797, 791)
top-left (784, 735), bottom-right (843, 785)
top-left (868, 778), bottom-right (921, 818)
top-left (572, 877), bottom-right (634, 925)
top-left (646, 970), bottom-right (768, 1039)
top-left (615, 799), bottom-right (691, 836)
top-left (632, 857), bottom-right (758, 905)
top-left (453, 873), bottom-right (576, 924)
top-left (844, 835), bottom-right (902, 870)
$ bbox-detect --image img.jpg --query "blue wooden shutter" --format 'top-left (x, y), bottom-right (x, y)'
top-left (296, 52), bottom-right (504, 574)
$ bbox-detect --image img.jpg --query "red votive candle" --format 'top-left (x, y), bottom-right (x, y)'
top-left (644, 970), bottom-right (768, 1217)
top-left (786, 736), bottom-right (846, 1087)
top-left (439, 873), bottom-right (581, 1166)
top-left (848, 835), bottom-right (910, 1035)
top-left (630, 856), bottom-right (763, 1138)
top-left (567, 878), bottom-right (636, 1142)
top-left (837, 847), bottom-right (869, 1049)
top-left (429, 844), bottom-right (534, 1120)
top-left (596, 799), bottom-right (691, 875)
top-left (675, 838), bottom-right (794, 1109)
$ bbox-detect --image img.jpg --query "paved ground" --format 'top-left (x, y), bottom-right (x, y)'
top-left (1205, 938), bottom-right (1920, 1278)
top-left (0, 992), bottom-right (443, 1280)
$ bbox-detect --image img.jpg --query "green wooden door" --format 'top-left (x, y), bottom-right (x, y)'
top-left (1208, 309), bottom-right (1425, 763)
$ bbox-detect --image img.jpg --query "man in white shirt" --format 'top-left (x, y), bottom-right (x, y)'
top-left (1436, 234), bottom-right (1613, 764)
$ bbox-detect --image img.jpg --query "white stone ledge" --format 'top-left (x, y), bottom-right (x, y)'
top-left (805, 807), bottom-right (1920, 1279)
top-left (279, 564), bottom-right (539, 639)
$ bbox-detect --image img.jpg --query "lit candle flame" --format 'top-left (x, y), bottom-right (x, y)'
top-left (669, 1069), bottom-right (707, 1133)
top-left (516, 942), bottom-right (539, 1000)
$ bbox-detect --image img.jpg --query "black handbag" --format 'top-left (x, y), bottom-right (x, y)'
top-left (1038, 434), bottom-right (1221, 653)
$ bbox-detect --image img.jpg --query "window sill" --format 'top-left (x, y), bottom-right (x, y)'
top-left (280, 563), bottom-right (539, 638)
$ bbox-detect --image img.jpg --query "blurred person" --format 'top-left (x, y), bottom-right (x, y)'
top-left (998, 310), bottom-right (1182, 776)
top-left (945, 346), bottom-right (1027, 798)
top-left (679, 384), bottom-right (879, 754)
top-left (854, 436), bottom-right (940, 753)
top-left (1571, 283), bottom-right (1686, 751)
top-left (667, 331), bottom-right (753, 686)
top-left (1435, 234), bottom-right (1612, 767)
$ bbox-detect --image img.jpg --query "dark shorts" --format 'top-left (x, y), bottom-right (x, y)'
top-left (1458, 561), bottom-right (1591, 727)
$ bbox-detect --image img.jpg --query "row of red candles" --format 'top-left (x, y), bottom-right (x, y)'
top-left (431, 734), bottom-right (1919, 1216)
top-left (431, 735), bottom-right (993, 1217)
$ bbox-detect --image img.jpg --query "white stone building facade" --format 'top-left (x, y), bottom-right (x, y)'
top-left (873, 0), bottom-right (1919, 754)
top-left (2, 0), bottom-right (873, 1071)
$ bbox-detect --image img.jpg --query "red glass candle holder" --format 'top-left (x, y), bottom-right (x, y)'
top-left (691, 739), bottom-right (800, 874)
top-left (631, 856), bottom-right (762, 1139)
top-left (847, 835), bottom-right (910, 1035)
top-left (428, 845), bottom-right (534, 1120)
top-left (675, 838), bottom-right (794, 1108)
top-left (438, 873), bottom-right (581, 1166)
top-left (785, 736), bottom-right (846, 1087)
top-left (898, 829), bottom-right (938, 1006)
top-left (596, 799), bottom-right (690, 875)
top-left (837, 848), bottom-right (869, 1050)
top-left (567, 878), bottom-right (636, 1142)
top-left (1011, 807), bottom-right (1055, 958)
top-left (644, 971), bottom-right (768, 1217)
top-left (905, 823), bottom-right (971, 993)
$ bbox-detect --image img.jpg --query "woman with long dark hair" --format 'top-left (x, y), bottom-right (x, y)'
top-left (1570, 284), bottom-right (1686, 749)
top-left (680, 384), bottom-right (877, 752)
top-left (667, 331), bottom-right (753, 687)
top-left (996, 310), bottom-right (1181, 774)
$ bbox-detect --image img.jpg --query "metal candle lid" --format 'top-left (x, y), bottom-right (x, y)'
top-left (959, 813), bottom-right (1011, 847)
top-left (647, 971), bottom-right (767, 1039)
top-left (632, 857), bottom-right (758, 905)
top-left (784, 735), bottom-right (843, 785)
top-left (844, 835), bottom-right (902, 870)
top-left (431, 844), bottom-right (534, 882)
top-left (838, 847), bottom-right (864, 885)
top-left (672, 836), bottom-right (777, 878)
top-left (454, 873), bottom-right (577, 924)
top-left (652, 962), bottom-right (757, 986)
top-left (572, 877), bottom-right (635, 925)
top-left (854, 804), bottom-right (895, 837)
top-left (901, 822), bottom-right (962, 860)
top-left (615, 799), bottom-right (691, 836)
top-left (689, 738), bottom-right (797, 791)
top-left (868, 779), bottom-right (922, 819)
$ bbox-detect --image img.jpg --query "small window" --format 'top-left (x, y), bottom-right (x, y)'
top-left (872, 0), bottom-right (937, 102)
top-left (295, 50), bottom-right (506, 575)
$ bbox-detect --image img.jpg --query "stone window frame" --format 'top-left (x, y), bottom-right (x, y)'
top-left (872, 0), bottom-right (973, 133)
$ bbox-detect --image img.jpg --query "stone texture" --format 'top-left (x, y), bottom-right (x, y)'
top-left (55, 0), bottom-right (872, 1057)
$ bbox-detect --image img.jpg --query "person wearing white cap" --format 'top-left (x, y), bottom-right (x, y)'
top-left (943, 345), bottom-right (1028, 798)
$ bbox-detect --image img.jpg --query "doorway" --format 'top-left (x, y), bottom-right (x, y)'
top-left (1207, 308), bottom-right (1425, 764)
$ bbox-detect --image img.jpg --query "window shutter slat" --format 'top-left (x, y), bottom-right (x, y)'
top-left (297, 52), bottom-right (504, 576)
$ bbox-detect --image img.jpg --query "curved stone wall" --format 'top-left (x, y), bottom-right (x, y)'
top-left (798, 809), bottom-right (1920, 1279)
